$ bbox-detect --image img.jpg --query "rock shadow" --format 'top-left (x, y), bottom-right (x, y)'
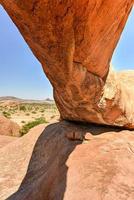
top-left (7, 121), bottom-right (125, 200)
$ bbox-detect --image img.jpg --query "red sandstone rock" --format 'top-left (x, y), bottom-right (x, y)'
top-left (0, 0), bottom-right (134, 128)
top-left (0, 2), bottom-right (134, 199)
top-left (0, 116), bottom-right (20, 137)
top-left (0, 122), bottom-right (134, 200)
top-left (0, 135), bottom-right (17, 148)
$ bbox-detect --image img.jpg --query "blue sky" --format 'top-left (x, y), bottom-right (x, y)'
top-left (0, 6), bottom-right (133, 99)
top-left (0, 5), bottom-right (53, 100)
top-left (112, 7), bottom-right (134, 71)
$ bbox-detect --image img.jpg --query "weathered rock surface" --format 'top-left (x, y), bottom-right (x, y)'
top-left (0, 0), bottom-right (134, 128)
top-left (100, 69), bottom-right (134, 128)
top-left (0, 116), bottom-right (20, 137)
top-left (0, 122), bottom-right (134, 200)
top-left (0, 135), bottom-right (17, 149)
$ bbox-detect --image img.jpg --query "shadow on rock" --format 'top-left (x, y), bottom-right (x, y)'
top-left (7, 121), bottom-right (82, 200)
top-left (7, 121), bottom-right (131, 200)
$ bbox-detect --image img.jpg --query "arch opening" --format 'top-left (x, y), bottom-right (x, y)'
top-left (0, 5), bottom-right (53, 100)
top-left (104, 7), bottom-right (134, 128)
top-left (0, 5), bottom-right (59, 128)
top-left (0, 2), bottom-right (133, 129)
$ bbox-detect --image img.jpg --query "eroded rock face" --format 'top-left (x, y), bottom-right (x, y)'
top-left (0, 0), bottom-right (134, 128)
top-left (0, 122), bottom-right (134, 200)
top-left (0, 116), bottom-right (20, 137)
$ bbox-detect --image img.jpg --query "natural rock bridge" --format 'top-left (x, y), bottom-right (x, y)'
top-left (0, 0), bottom-right (134, 128)
top-left (0, 1), bottom-right (134, 200)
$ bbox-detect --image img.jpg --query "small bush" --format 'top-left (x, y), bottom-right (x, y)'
top-left (32, 111), bottom-right (37, 114)
top-left (40, 110), bottom-right (45, 113)
top-left (20, 117), bottom-right (47, 135)
top-left (25, 113), bottom-right (30, 116)
top-left (3, 111), bottom-right (11, 119)
top-left (20, 105), bottom-right (27, 112)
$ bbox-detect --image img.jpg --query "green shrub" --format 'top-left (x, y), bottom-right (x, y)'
top-left (20, 117), bottom-right (47, 135)
top-left (3, 111), bottom-right (11, 119)
top-left (20, 105), bottom-right (26, 112)
top-left (32, 111), bottom-right (36, 114)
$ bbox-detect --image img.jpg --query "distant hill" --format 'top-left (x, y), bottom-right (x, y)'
top-left (0, 96), bottom-right (54, 104)
top-left (0, 96), bottom-right (21, 101)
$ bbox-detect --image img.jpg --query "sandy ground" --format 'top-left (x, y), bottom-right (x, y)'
top-left (0, 101), bottom-right (60, 127)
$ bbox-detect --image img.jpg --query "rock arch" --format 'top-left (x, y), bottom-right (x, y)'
top-left (0, 0), bottom-right (134, 128)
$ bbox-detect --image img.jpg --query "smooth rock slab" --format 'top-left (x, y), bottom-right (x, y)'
top-left (0, 121), bottom-right (134, 200)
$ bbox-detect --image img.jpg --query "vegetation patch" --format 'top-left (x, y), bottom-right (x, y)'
top-left (20, 117), bottom-right (47, 135)
top-left (2, 111), bottom-right (11, 119)
top-left (19, 105), bottom-right (27, 111)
